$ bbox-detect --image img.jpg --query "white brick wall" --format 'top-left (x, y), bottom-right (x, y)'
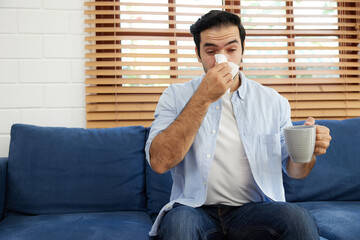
top-left (0, 0), bottom-right (41, 9)
top-left (0, 60), bottom-right (18, 83)
top-left (18, 10), bottom-right (69, 34)
top-left (0, 10), bottom-right (17, 33)
top-left (0, 84), bottom-right (44, 108)
top-left (44, 35), bottom-right (84, 58)
top-left (20, 60), bottom-right (71, 83)
top-left (0, 36), bottom-right (43, 58)
top-left (0, 0), bottom-right (86, 157)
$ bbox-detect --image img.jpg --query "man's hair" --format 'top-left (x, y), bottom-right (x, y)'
top-left (190, 10), bottom-right (246, 58)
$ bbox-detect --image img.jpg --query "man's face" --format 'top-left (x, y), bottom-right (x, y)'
top-left (196, 25), bottom-right (243, 73)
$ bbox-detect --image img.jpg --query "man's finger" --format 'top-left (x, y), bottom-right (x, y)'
top-left (304, 116), bottom-right (315, 126)
top-left (215, 62), bottom-right (229, 70)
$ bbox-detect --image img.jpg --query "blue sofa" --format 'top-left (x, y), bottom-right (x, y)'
top-left (0, 118), bottom-right (359, 240)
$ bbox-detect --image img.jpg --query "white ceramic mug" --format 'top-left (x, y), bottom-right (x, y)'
top-left (284, 125), bottom-right (316, 163)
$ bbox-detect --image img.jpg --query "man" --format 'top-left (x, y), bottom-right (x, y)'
top-left (145, 10), bottom-right (331, 240)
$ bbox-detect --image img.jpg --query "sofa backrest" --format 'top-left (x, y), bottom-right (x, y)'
top-left (146, 161), bottom-right (173, 221)
top-left (6, 124), bottom-right (147, 215)
top-left (283, 118), bottom-right (360, 202)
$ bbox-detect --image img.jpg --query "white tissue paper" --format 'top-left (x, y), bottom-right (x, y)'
top-left (214, 54), bottom-right (239, 92)
top-left (214, 54), bottom-right (239, 80)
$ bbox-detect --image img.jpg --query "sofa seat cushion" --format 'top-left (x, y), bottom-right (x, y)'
top-left (295, 201), bottom-right (360, 240)
top-left (0, 211), bottom-right (152, 240)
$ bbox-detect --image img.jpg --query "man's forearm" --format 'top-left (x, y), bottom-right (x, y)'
top-left (149, 91), bottom-right (211, 174)
top-left (286, 155), bottom-right (316, 179)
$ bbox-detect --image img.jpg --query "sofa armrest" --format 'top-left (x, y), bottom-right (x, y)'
top-left (0, 157), bottom-right (7, 221)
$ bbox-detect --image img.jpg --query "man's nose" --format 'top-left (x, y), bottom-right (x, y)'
top-left (215, 52), bottom-right (230, 62)
top-left (218, 51), bottom-right (229, 60)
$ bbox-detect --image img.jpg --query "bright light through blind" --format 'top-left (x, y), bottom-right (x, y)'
top-left (84, 0), bottom-right (360, 128)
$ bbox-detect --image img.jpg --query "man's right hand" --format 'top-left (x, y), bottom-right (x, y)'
top-left (195, 62), bottom-right (233, 103)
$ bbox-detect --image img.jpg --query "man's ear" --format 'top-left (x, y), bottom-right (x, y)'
top-left (195, 47), bottom-right (201, 63)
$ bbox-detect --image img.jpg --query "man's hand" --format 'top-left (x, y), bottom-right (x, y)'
top-left (304, 117), bottom-right (332, 156)
top-left (195, 62), bottom-right (233, 103)
top-left (287, 117), bottom-right (332, 179)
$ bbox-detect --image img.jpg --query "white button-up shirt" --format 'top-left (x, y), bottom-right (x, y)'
top-left (145, 72), bottom-right (292, 236)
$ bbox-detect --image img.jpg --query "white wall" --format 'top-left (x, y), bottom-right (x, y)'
top-left (0, 0), bottom-right (86, 157)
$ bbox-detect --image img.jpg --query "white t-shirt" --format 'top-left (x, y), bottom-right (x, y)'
top-left (204, 91), bottom-right (264, 206)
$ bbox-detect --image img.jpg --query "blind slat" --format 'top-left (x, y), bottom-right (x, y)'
top-left (87, 103), bottom-right (157, 112)
top-left (86, 94), bottom-right (161, 103)
top-left (86, 93), bottom-right (360, 103)
top-left (282, 93), bottom-right (360, 101)
top-left (85, 35), bottom-right (360, 44)
top-left (272, 85), bottom-right (360, 93)
top-left (85, 43), bottom-right (359, 52)
top-left (85, 0), bottom-right (360, 7)
top-left (87, 121), bottom-right (153, 128)
top-left (85, 18), bottom-right (357, 28)
top-left (86, 86), bottom-right (166, 94)
top-left (86, 61), bottom-right (360, 68)
top-left (85, 77), bottom-right (360, 86)
top-left (85, 85), bottom-right (360, 94)
top-left (85, 1), bottom-right (359, 11)
top-left (85, 10), bottom-right (360, 19)
top-left (87, 112), bottom-right (155, 121)
top-left (291, 109), bottom-right (360, 117)
top-left (85, 27), bottom-right (360, 36)
top-left (86, 78), bottom-right (191, 85)
top-left (85, 53), bottom-right (360, 59)
top-left (85, 69), bottom-right (360, 76)
top-left (289, 101), bottom-right (360, 109)
top-left (85, 77), bottom-right (360, 85)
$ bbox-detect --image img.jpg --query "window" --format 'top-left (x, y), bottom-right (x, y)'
top-left (85, 0), bottom-right (360, 128)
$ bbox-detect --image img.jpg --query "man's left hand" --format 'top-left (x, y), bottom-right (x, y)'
top-left (304, 117), bottom-right (332, 156)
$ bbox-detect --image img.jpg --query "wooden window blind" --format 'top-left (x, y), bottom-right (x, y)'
top-left (85, 0), bottom-right (360, 128)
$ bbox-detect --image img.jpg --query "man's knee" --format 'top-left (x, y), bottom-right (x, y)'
top-left (158, 206), bottom-right (204, 240)
top-left (276, 203), bottom-right (315, 225)
top-left (275, 203), bottom-right (319, 238)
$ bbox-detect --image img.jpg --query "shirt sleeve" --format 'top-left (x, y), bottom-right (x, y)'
top-left (145, 85), bottom-right (178, 168)
top-left (279, 96), bottom-right (293, 176)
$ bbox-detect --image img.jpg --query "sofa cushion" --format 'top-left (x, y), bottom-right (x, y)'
top-left (0, 211), bottom-right (153, 240)
top-left (295, 201), bottom-right (360, 240)
top-left (6, 124), bottom-right (147, 215)
top-left (145, 128), bottom-right (173, 221)
top-left (283, 118), bottom-right (360, 201)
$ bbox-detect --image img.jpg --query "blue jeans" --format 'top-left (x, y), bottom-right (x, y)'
top-left (158, 202), bottom-right (319, 240)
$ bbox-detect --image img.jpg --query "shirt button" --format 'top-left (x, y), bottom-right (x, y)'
top-left (203, 181), bottom-right (207, 186)
top-left (206, 154), bottom-right (211, 159)
top-left (216, 106), bottom-right (220, 110)
top-left (211, 130), bottom-right (216, 134)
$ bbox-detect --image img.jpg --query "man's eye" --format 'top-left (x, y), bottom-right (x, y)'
top-left (207, 51), bottom-right (215, 54)
top-left (229, 49), bottom-right (237, 52)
